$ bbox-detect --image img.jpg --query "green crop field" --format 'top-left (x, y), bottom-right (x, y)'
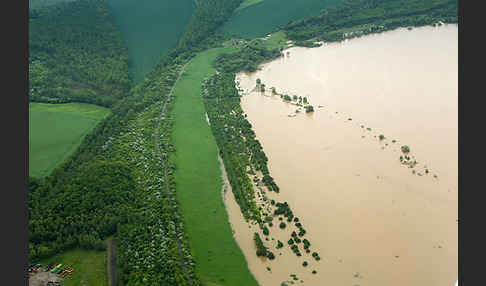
top-left (29, 0), bottom-right (76, 9)
top-left (107, 0), bottom-right (195, 83)
top-left (29, 103), bottom-right (110, 178)
top-left (223, 0), bottom-right (342, 38)
top-left (38, 248), bottom-right (108, 286)
top-left (171, 47), bottom-right (258, 286)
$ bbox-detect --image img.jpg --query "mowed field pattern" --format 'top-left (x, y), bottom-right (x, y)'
top-left (29, 103), bottom-right (110, 178)
top-left (107, 0), bottom-right (194, 83)
top-left (222, 0), bottom-right (342, 38)
top-left (171, 48), bottom-right (258, 286)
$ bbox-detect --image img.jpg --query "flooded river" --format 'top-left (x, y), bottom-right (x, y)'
top-left (230, 25), bottom-right (457, 285)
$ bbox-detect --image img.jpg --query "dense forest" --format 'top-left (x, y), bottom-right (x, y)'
top-left (284, 0), bottom-right (458, 44)
top-left (29, 161), bottom-right (136, 258)
top-left (29, 0), bottom-right (131, 107)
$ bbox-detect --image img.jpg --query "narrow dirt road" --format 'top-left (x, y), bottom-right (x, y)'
top-left (106, 238), bottom-right (117, 286)
top-left (154, 60), bottom-right (194, 286)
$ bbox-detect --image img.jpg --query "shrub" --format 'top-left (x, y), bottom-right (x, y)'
top-left (267, 251), bottom-right (275, 260)
top-left (298, 229), bottom-right (306, 236)
top-left (254, 232), bottom-right (267, 257)
top-left (303, 261), bottom-right (308, 267)
top-left (379, 134), bottom-right (385, 140)
top-left (277, 240), bottom-right (284, 249)
top-left (279, 222), bottom-right (286, 229)
top-left (303, 239), bottom-right (310, 249)
top-left (401, 145), bottom-right (410, 153)
top-left (263, 226), bottom-right (269, 236)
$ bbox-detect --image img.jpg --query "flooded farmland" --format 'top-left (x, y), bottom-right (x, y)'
top-left (230, 24), bottom-right (457, 286)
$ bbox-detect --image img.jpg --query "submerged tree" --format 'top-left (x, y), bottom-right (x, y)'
top-left (401, 145), bottom-right (410, 153)
top-left (305, 105), bottom-right (314, 113)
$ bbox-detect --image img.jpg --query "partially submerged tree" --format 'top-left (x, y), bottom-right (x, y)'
top-left (305, 105), bottom-right (314, 113)
top-left (401, 145), bottom-right (410, 153)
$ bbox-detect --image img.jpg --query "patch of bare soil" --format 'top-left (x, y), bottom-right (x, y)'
top-left (29, 271), bottom-right (61, 286)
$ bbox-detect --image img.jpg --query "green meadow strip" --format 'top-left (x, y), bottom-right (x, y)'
top-left (172, 48), bottom-right (258, 286)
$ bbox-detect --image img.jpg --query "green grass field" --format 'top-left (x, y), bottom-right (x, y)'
top-left (29, 103), bottom-right (110, 178)
top-left (223, 0), bottom-right (342, 38)
top-left (38, 248), bottom-right (108, 286)
top-left (171, 48), bottom-right (259, 286)
top-left (107, 0), bottom-right (194, 83)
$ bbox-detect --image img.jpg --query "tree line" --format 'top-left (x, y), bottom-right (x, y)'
top-left (284, 0), bottom-right (458, 45)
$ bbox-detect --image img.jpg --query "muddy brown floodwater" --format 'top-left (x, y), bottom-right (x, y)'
top-left (229, 25), bottom-right (457, 286)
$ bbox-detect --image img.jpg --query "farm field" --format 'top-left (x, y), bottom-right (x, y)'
top-left (107, 0), bottom-right (195, 83)
top-left (29, 103), bottom-right (110, 178)
top-left (222, 0), bottom-right (342, 38)
top-left (171, 47), bottom-right (258, 286)
top-left (29, 0), bottom-right (76, 9)
top-left (38, 248), bottom-right (108, 286)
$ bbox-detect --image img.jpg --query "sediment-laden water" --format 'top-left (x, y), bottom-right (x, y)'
top-left (229, 25), bottom-right (457, 286)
